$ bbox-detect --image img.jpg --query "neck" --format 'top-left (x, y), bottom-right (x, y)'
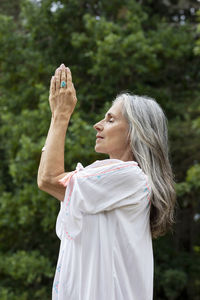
top-left (109, 151), bottom-right (134, 162)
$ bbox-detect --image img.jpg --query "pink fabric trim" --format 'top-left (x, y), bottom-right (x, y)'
top-left (59, 170), bottom-right (78, 187)
top-left (145, 182), bottom-right (151, 205)
top-left (59, 162), bottom-right (151, 240)
top-left (76, 163), bottom-right (138, 179)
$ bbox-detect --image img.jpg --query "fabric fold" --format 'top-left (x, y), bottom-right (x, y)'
top-left (53, 159), bottom-right (153, 300)
top-left (56, 159), bottom-right (151, 240)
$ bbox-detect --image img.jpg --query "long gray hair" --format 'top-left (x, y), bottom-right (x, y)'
top-left (113, 92), bottom-right (176, 239)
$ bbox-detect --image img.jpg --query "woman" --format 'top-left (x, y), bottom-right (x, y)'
top-left (37, 64), bottom-right (176, 300)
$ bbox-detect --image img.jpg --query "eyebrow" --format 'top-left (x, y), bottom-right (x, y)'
top-left (105, 112), bottom-right (116, 118)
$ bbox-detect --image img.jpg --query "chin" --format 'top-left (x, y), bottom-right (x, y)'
top-left (94, 145), bottom-right (106, 154)
top-left (94, 146), bottom-right (101, 153)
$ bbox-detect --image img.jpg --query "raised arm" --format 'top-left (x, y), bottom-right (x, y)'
top-left (37, 64), bottom-right (77, 201)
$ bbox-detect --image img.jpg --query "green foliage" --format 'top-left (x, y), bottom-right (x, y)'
top-left (186, 164), bottom-right (200, 189)
top-left (0, 250), bottom-right (52, 283)
top-left (0, 0), bottom-right (200, 299)
top-left (161, 269), bottom-right (187, 300)
top-left (194, 10), bottom-right (200, 55)
top-left (0, 250), bottom-right (53, 300)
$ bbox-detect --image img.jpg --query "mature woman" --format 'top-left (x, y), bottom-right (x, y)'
top-left (37, 63), bottom-right (176, 300)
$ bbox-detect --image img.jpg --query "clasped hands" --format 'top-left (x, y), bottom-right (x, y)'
top-left (49, 63), bottom-right (77, 118)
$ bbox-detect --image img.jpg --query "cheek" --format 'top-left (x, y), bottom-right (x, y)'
top-left (117, 132), bottom-right (129, 145)
top-left (107, 126), bottom-right (129, 145)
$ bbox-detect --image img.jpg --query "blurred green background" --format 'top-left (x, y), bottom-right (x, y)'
top-left (0, 0), bottom-right (200, 299)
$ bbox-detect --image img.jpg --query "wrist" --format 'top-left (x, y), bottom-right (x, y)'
top-left (52, 113), bottom-right (71, 123)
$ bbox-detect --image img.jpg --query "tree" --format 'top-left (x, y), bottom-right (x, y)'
top-left (0, 0), bottom-right (200, 299)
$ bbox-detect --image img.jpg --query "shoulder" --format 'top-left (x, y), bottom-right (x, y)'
top-left (76, 159), bottom-right (147, 183)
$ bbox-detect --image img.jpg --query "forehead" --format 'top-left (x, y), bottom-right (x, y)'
top-left (106, 100), bottom-right (123, 117)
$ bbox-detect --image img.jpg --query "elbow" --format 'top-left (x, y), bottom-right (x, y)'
top-left (37, 178), bottom-right (45, 190)
top-left (37, 174), bottom-right (49, 191)
top-left (37, 173), bottom-right (56, 191)
top-left (37, 179), bottom-right (44, 190)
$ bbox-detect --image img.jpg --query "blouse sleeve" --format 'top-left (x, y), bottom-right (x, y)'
top-left (56, 162), bottom-right (151, 240)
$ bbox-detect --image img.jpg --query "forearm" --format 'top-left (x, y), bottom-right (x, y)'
top-left (37, 113), bottom-right (71, 185)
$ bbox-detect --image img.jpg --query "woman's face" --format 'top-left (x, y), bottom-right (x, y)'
top-left (93, 101), bottom-right (133, 161)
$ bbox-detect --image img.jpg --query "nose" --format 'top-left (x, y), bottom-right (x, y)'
top-left (93, 120), bottom-right (103, 131)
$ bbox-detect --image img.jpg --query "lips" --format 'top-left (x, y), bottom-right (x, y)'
top-left (96, 135), bottom-right (104, 139)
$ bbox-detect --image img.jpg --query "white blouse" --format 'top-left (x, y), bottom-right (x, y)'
top-left (52, 159), bottom-right (153, 300)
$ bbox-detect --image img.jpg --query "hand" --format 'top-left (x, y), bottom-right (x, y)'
top-left (49, 64), bottom-right (77, 118)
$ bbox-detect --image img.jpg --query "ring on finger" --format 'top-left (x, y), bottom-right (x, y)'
top-left (60, 81), bottom-right (66, 88)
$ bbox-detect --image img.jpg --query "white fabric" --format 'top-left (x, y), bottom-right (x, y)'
top-left (52, 159), bottom-right (153, 300)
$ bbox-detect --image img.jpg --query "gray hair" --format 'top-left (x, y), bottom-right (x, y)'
top-left (113, 92), bottom-right (176, 238)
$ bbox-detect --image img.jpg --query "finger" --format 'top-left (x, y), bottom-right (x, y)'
top-left (50, 76), bottom-right (56, 95)
top-left (54, 65), bottom-right (61, 76)
top-left (55, 68), bottom-right (61, 90)
top-left (66, 67), bottom-right (73, 89)
top-left (60, 67), bottom-right (67, 89)
top-left (72, 83), bottom-right (77, 98)
top-left (64, 67), bottom-right (68, 81)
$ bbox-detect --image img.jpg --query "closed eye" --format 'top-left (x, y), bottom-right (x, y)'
top-left (104, 112), bottom-right (115, 123)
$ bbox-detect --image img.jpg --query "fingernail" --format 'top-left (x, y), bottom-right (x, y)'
top-left (60, 63), bottom-right (65, 67)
